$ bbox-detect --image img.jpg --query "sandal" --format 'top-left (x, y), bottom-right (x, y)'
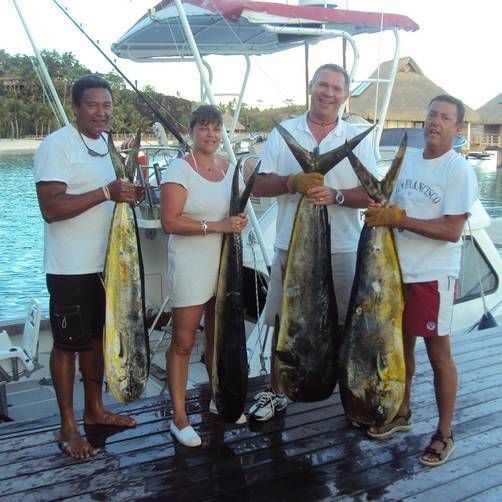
top-left (419, 430), bottom-right (455, 467)
top-left (366, 410), bottom-right (413, 439)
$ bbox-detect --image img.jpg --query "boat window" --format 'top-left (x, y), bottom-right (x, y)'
top-left (455, 236), bottom-right (499, 304)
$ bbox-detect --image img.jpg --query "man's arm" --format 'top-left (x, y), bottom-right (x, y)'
top-left (36, 179), bottom-right (135, 223)
top-left (399, 213), bottom-right (467, 243)
top-left (252, 173), bottom-right (289, 197)
top-left (365, 206), bottom-right (467, 243)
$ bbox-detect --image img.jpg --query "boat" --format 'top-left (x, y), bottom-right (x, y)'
top-left (2, 1), bottom-right (502, 499)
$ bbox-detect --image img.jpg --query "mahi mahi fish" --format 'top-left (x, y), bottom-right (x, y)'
top-left (213, 160), bottom-right (260, 422)
top-left (339, 134), bottom-right (408, 425)
top-left (104, 130), bottom-right (149, 404)
top-left (274, 124), bottom-right (375, 402)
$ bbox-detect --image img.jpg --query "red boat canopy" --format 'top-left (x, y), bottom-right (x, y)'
top-left (112, 0), bottom-right (419, 59)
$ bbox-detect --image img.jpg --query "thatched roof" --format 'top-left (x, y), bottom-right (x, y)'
top-left (349, 57), bottom-right (478, 123)
top-left (223, 111), bottom-right (245, 132)
top-left (477, 93), bottom-right (502, 125)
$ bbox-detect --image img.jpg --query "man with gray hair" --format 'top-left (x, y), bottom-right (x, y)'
top-left (249, 63), bottom-right (378, 421)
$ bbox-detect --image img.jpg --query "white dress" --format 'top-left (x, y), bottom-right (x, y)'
top-left (161, 158), bottom-right (235, 307)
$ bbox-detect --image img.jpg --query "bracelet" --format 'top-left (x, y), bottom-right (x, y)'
top-left (200, 219), bottom-right (208, 237)
top-left (102, 185), bottom-right (111, 200)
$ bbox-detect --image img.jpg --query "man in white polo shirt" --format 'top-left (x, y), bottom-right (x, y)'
top-left (364, 95), bottom-right (478, 467)
top-left (34, 75), bottom-right (136, 459)
top-left (249, 63), bottom-right (377, 421)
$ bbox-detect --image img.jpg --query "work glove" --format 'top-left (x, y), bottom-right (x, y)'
top-left (365, 205), bottom-right (405, 228)
top-left (286, 172), bottom-right (324, 194)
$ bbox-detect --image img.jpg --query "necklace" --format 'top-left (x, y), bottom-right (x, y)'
top-left (78, 130), bottom-right (109, 157)
top-left (307, 113), bottom-right (338, 128)
top-left (191, 152), bottom-right (225, 176)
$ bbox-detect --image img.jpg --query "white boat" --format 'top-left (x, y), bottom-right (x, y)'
top-left (2, 0), bottom-right (501, 425)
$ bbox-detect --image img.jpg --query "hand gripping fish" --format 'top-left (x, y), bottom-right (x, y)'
top-left (340, 134), bottom-right (408, 425)
top-left (274, 124), bottom-right (375, 402)
top-left (213, 160), bottom-right (260, 422)
top-left (104, 130), bottom-right (149, 404)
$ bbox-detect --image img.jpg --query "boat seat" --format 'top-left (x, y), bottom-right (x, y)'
top-left (0, 299), bottom-right (41, 382)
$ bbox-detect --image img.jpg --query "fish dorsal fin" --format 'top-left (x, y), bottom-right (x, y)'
top-left (238, 161), bottom-right (261, 214)
top-left (124, 129), bottom-right (141, 183)
top-left (380, 133), bottom-right (408, 201)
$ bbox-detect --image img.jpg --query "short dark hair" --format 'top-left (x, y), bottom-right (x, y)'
top-left (189, 105), bottom-right (223, 129)
top-left (72, 75), bottom-right (112, 106)
top-left (310, 64), bottom-right (350, 93)
top-left (428, 94), bottom-right (465, 124)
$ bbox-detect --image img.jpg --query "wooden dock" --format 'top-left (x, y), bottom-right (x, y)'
top-left (0, 326), bottom-right (501, 501)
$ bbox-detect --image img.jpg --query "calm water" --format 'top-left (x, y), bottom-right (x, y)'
top-left (0, 151), bottom-right (501, 323)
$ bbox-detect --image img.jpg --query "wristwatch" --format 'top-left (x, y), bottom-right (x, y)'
top-left (335, 189), bottom-right (345, 206)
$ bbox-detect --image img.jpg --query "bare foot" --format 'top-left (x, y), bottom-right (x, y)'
top-left (58, 429), bottom-right (99, 459)
top-left (84, 409), bottom-right (136, 428)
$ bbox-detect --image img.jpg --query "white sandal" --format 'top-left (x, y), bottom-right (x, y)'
top-left (170, 421), bottom-right (202, 447)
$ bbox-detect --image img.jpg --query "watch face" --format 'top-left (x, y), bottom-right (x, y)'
top-left (336, 190), bottom-right (344, 205)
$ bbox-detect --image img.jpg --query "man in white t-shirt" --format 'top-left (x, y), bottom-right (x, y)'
top-left (248, 64), bottom-right (377, 421)
top-left (364, 95), bottom-right (478, 467)
top-left (34, 75), bottom-right (136, 459)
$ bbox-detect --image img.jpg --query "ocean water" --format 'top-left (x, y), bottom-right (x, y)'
top-left (0, 151), bottom-right (501, 323)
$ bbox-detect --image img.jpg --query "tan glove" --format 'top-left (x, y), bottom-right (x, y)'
top-left (365, 205), bottom-right (405, 228)
top-left (286, 172), bottom-right (324, 194)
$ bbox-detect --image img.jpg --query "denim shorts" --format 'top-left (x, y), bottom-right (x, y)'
top-left (47, 273), bottom-right (105, 352)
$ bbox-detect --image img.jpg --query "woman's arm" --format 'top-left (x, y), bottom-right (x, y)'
top-left (160, 182), bottom-right (248, 235)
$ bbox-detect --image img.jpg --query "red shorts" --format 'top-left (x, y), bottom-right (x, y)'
top-left (403, 277), bottom-right (456, 337)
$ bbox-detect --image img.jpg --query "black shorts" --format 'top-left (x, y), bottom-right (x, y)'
top-left (47, 273), bottom-right (105, 352)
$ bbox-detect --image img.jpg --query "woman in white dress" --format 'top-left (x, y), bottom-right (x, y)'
top-left (160, 105), bottom-right (248, 447)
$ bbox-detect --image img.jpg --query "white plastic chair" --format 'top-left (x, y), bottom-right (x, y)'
top-left (0, 299), bottom-right (41, 382)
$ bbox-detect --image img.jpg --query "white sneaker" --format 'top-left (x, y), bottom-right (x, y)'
top-left (248, 389), bottom-right (287, 422)
top-left (209, 400), bottom-right (247, 425)
top-left (170, 421), bottom-right (202, 447)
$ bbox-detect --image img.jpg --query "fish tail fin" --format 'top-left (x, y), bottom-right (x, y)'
top-left (125, 129), bottom-right (141, 182)
top-left (346, 131), bottom-right (407, 204)
top-left (345, 144), bottom-right (384, 203)
top-left (238, 161), bottom-right (261, 213)
top-left (380, 133), bottom-right (408, 200)
top-left (316, 124), bottom-right (376, 176)
top-left (229, 158), bottom-right (242, 215)
top-left (107, 130), bottom-right (125, 179)
top-left (275, 123), bottom-right (314, 173)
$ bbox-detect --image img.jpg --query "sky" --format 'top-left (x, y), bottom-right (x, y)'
top-left (1, 0), bottom-right (501, 110)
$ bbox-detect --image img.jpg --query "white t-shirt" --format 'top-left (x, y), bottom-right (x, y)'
top-left (259, 113), bottom-right (378, 253)
top-left (33, 125), bottom-right (116, 274)
top-left (392, 148), bottom-right (478, 283)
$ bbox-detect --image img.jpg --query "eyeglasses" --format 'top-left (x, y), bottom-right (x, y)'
top-left (79, 131), bottom-right (109, 157)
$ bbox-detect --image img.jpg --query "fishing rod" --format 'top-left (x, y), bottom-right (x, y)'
top-left (52, 0), bottom-right (189, 151)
